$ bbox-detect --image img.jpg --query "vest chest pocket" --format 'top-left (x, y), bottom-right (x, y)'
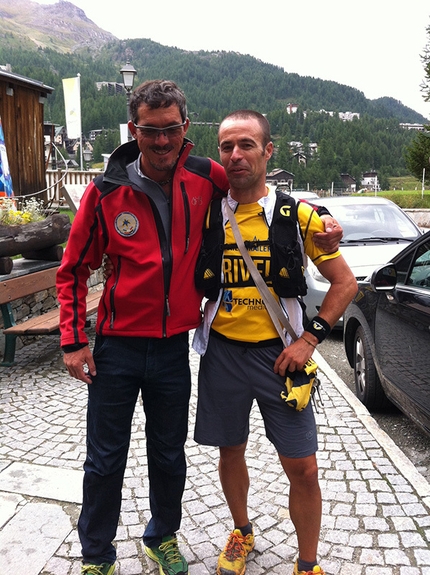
top-left (269, 237), bottom-right (308, 298)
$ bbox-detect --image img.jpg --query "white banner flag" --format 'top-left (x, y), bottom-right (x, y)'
top-left (62, 75), bottom-right (81, 140)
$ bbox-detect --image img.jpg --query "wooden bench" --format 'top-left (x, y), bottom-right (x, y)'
top-left (0, 265), bottom-right (102, 366)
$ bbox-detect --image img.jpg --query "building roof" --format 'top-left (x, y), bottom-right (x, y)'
top-left (0, 68), bottom-right (54, 94)
top-left (266, 168), bottom-right (295, 178)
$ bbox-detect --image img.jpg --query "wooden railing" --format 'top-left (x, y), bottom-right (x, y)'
top-left (45, 169), bottom-right (101, 204)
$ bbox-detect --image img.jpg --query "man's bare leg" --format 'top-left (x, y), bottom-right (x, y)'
top-left (279, 453), bottom-right (321, 564)
top-left (219, 442), bottom-right (249, 526)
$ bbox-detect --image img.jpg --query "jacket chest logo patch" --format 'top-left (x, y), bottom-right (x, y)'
top-left (115, 212), bottom-right (139, 237)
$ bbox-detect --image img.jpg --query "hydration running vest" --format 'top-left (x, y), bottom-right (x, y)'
top-left (195, 190), bottom-right (309, 301)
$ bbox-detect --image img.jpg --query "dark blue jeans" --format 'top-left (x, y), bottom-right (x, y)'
top-left (78, 333), bottom-right (191, 565)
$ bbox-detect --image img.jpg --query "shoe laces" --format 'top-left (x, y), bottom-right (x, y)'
top-left (223, 531), bottom-right (247, 561)
top-left (81, 566), bottom-right (107, 575)
top-left (159, 538), bottom-right (183, 564)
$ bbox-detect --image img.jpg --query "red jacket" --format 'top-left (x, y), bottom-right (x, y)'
top-left (57, 139), bottom-right (229, 347)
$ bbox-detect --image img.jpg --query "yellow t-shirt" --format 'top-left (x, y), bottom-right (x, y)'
top-left (211, 200), bottom-right (339, 343)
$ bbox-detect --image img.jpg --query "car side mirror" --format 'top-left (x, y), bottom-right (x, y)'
top-left (371, 264), bottom-right (397, 291)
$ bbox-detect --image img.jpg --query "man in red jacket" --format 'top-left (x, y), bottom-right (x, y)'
top-left (57, 80), bottom-right (342, 575)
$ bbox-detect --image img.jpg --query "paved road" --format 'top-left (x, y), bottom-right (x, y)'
top-left (318, 331), bottom-right (430, 483)
top-left (0, 329), bottom-right (430, 574)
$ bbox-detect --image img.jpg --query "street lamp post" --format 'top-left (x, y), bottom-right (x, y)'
top-left (120, 60), bottom-right (137, 132)
top-left (83, 148), bottom-right (92, 171)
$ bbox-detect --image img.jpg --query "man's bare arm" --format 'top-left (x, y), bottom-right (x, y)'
top-left (274, 255), bottom-right (357, 375)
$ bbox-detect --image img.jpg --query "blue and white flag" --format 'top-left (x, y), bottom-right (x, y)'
top-left (0, 116), bottom-right (13, 197)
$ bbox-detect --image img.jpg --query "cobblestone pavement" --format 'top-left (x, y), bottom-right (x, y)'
top-left (1, 327), bottom-right (430, 575)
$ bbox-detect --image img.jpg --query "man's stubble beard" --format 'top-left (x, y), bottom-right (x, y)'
top-left (149, 159), bottom-right (176, 172)
top-left (148, 147), bottom-right (177, 173)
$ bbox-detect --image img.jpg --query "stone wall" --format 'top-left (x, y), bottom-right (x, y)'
top-left (0, 268), bottom-right (104, 360)
top-left (404, 209), bottom-right (430, 229)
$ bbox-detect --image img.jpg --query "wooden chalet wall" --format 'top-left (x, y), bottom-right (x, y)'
top-left (0, 69), bottom-right (53, 198)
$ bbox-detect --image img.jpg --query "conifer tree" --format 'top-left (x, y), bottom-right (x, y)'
top-left (405, 23), bottom-right (430, 184)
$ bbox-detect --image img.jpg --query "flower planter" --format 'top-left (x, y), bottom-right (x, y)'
top-left (0, 213), bottom-right (71, 274)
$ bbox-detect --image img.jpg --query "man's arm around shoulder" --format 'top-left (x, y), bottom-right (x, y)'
top-left (274, 255), bottom-right (357, 376)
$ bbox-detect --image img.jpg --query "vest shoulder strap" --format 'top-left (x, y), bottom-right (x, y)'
top-left (273, 190), bottom-right (298, 227)
top-left (270, 190), bottom-right (308, 298)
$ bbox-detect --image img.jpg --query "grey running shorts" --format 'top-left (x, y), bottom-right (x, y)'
top-left (194, 334), bottom-right (318, 458)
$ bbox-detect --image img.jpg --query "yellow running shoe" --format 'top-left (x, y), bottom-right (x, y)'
top-left (216, 528), bottom-right (255, 575)
top-left (293, 560), bottom-right (326, 575)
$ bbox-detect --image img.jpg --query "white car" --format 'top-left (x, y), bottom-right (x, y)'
top-left (266, 184), bottom-right (320, 202)
top-left (289, 190), bottom-right (320, 201)
top-left (302, 196), bottom-right (423, 327)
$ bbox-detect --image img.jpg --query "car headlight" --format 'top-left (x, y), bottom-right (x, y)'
top-left (308, 262), bottom-right (330, 284)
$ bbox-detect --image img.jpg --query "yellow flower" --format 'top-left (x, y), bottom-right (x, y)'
top-left (0, 198), bottom-right (45, 226)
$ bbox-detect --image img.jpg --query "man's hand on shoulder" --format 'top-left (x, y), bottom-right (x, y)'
top-left (313, 215), bottom-right (343, 253)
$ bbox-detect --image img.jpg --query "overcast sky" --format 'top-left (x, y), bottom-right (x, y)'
top-left (36, 0), bottom-right (430, 120)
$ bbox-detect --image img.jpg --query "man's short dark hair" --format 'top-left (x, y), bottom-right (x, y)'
top-left (219, 110), bottom-right (271, 148)
top-left (129, 80), bottom-right (187, 124)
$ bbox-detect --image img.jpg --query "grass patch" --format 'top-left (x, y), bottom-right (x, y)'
top-left (378, 190), bottom-right (430, 209)
top-left (354, 177), bottom-right (430, 209)
top-left (55, 208), bottom-right (75, 248)
top-left (389, 175), bottom-right (424, 191)
top-left (354, 190), bottom-right (430, 209)
top-left (58, 208), bottom-right (75, 223)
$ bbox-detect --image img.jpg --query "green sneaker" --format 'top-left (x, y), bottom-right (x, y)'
top-left (144, 535), bottom-right (189, 575)
top-left (81, 563), bottom-right (115, 575)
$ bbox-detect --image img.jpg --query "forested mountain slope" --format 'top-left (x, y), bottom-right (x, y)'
top-left (0, 1), bottom-right (427, 188)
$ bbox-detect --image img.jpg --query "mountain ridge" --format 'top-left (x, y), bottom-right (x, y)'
top-left (0, 0), bottom-right (116, 53)
top-left (0, 0), bottom-right (427, 125)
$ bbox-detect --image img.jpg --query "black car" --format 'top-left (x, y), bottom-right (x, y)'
top-left (344, 230), bottom-right (430, 437)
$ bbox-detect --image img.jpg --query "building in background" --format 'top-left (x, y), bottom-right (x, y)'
top-left (0, 66), bottom-right (53, 198)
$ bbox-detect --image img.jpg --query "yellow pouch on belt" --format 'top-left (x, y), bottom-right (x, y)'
top-left (280, 358), bottom-right (319, 411)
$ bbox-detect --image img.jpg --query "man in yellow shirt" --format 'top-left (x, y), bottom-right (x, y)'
top-left (193, 110), bottom-right (357, 575)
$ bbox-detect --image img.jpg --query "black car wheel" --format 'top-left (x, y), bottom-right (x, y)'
top-left (353, 325), bottom-right (388, 410)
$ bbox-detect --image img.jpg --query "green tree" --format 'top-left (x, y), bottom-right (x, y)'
top-left (92, 130), bottom-right (120, 163)
top-left (421, 21), bottom-right (430, 107)
top-left (405, 130), bottom-right (430, 184)
top-left (404, 23), bottom-right (430, 183)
